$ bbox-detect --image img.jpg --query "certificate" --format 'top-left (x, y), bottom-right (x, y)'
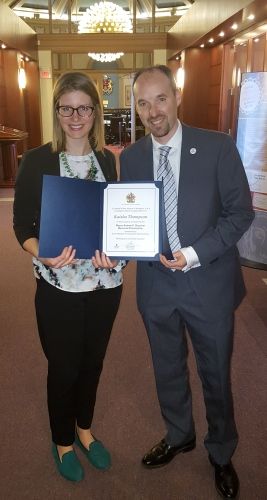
top-left (102, 183), bottom-right (161, 258)
top-left (38, 176), bottom-right (163, 260)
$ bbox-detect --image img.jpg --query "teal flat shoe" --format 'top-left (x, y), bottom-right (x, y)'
top-left (52, 444), bottom-right (84, 482)
top-left (75, 434), bottom-right (111, 470)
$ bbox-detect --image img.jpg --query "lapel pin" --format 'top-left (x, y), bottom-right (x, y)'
top-left (190, 148), bottom-right (197, 155)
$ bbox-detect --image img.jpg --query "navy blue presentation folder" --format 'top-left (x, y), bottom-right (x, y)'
top-left (38, 175), bottom-right (167, 260)
top-left (39, 175), bottom-right (104, 259)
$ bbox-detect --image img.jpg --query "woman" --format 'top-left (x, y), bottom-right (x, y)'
top-left (13, 72), bottom-right (125, 482)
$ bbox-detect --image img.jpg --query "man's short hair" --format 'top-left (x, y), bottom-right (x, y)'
top-left (133, 65), bottom-right (177, 94)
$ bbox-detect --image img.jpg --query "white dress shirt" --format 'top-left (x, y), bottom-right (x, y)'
top-left (152, 120), bottom-right (200, 272)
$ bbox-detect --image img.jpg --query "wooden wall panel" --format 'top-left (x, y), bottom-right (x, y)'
top-left (2, 50), bottom-right (27, 155)
top-left (0, 2), bottom-right (41, 156)
top-left (264, 36), bottom-right (267, 71)
top-left (210, 65), bottom-right (221, 86)
top-left (24, 62), bottom-right (42, 149)
top-left (3, 50), bottom-right (26, 133)
top-left (209, 85), bottom-right (220, 105)
top-left (236, 43), bottom-right (249, 75)
top-left (208, 46), bottom-right (223, 130)
top-left (251, 34), bottom-right (266, 71)
top-left (179, 48), bottom-right (211, 128)
top-left (179, 45), bottom-right (222, 130)
top-left (208, 105), bottom-right (220, 130)
top-left (0, 47), bottom-right (41, 166)
top-left (0, 52), bottom-right (7, 125)
top-left (210, 46), bottom-right (223, 67)
top-left (219, 43), bottom-right (235, 133)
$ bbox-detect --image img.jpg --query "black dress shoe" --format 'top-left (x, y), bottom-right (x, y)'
top-left (142, 437), bottom-right (196, 468)
top-left (209, 455), bottom-right (239, 499)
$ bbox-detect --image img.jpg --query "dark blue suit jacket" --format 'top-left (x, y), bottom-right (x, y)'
top-left (120, 124), bottom-right (254, 319)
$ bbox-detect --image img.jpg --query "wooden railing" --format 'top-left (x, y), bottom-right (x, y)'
top-left (0, 125), bottom-right (28, 188)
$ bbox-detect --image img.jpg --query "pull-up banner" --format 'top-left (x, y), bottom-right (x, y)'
top-left (236, 71), bottom-right (267, 269)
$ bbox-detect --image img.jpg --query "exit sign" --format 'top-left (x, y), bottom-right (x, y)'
top-left (40, 70), bottom-right (51, 79)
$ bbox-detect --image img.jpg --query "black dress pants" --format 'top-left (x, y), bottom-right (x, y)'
top-left (35, 277), bottom-right (122, 446)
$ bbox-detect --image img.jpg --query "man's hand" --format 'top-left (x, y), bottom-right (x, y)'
top-left (159, 250), bottom-right (187, 270)
top-left (92, 250), bottom-right (118, 269)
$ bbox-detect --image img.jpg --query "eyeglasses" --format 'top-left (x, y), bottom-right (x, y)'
top-left (57, 105), bottom-right (95, 117)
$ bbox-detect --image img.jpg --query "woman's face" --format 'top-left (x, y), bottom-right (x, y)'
top-left (57, 90), bottom-right (95, 144)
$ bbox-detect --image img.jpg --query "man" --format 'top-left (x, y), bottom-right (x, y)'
top-left (120, 65), bottom-right (254, 499)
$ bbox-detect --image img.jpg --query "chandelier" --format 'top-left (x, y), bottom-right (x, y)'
top-left (78, 1), bottom-right (132, 33)
top-left (88, 52), bottom-right (124, 62)
top-left (78, 1), bottom-right (132, 63)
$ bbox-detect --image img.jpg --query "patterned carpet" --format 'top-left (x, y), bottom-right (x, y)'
top-left (0, 189), bottom-right (267, 500)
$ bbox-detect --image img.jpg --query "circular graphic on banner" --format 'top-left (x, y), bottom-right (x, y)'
top-left (239, 79), bottom-right (261, 114)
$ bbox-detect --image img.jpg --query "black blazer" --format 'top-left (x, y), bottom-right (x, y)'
top-left (120, 124), bottom-right (254, 319)
top-left (13, 142), bottom-right (117, 247)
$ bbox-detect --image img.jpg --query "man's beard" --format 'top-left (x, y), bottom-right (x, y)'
top-left (148, 116), bottom-right (170, 137)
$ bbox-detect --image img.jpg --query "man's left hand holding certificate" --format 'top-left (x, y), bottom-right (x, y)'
top-left (38, 175), bottom-right (162, 261)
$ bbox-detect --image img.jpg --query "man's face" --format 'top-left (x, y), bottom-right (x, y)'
top-left (134, 70), bottom-right (181, 144)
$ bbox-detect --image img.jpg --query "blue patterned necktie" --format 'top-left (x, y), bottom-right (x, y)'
top-left (157, 146), bottom-right (181, 253)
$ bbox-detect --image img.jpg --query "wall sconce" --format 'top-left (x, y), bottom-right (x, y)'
top-left (18, 67), bottom-right (26, 89)
top-left (176, 67), bottom-right (185, 90)
top-left (236, 68), bottom-right (241, 87)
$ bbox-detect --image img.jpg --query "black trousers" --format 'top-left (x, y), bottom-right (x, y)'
top-left (35, 277), bottom-right (122, 446)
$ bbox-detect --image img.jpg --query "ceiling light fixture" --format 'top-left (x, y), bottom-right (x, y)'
top-left (247, 14), bottom-right (255, 21)
top-left (231, 23), bottom-right (238, 30)
top-left (219, 31), bottom-right (225, 37)
top-left (18, 68), bottom-right (26, 89)
top-left (88, 52), bottom-right (124, 62)
top-left (243, 31), bottom-right (258, 38)
top-left (78, 1), bottom-right (132, 33)
top-left (176, 68), bottom-right (185, 89)
top-left (79, 1), bottom-right (132, 63)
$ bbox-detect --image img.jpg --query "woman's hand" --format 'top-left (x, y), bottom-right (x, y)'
top-left (92, 250), bottom-right (118, 269)
top-left (39, 245), bottom-right (76, 269)
top-left (22, 238), bottom-right (76, 268)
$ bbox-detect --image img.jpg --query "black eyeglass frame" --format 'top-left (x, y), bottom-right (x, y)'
top-left (56, 105), bottom-right (95, 117)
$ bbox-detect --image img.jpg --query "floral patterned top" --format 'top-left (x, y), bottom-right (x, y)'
top-left (33, 151), bottom-right (125, 292)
